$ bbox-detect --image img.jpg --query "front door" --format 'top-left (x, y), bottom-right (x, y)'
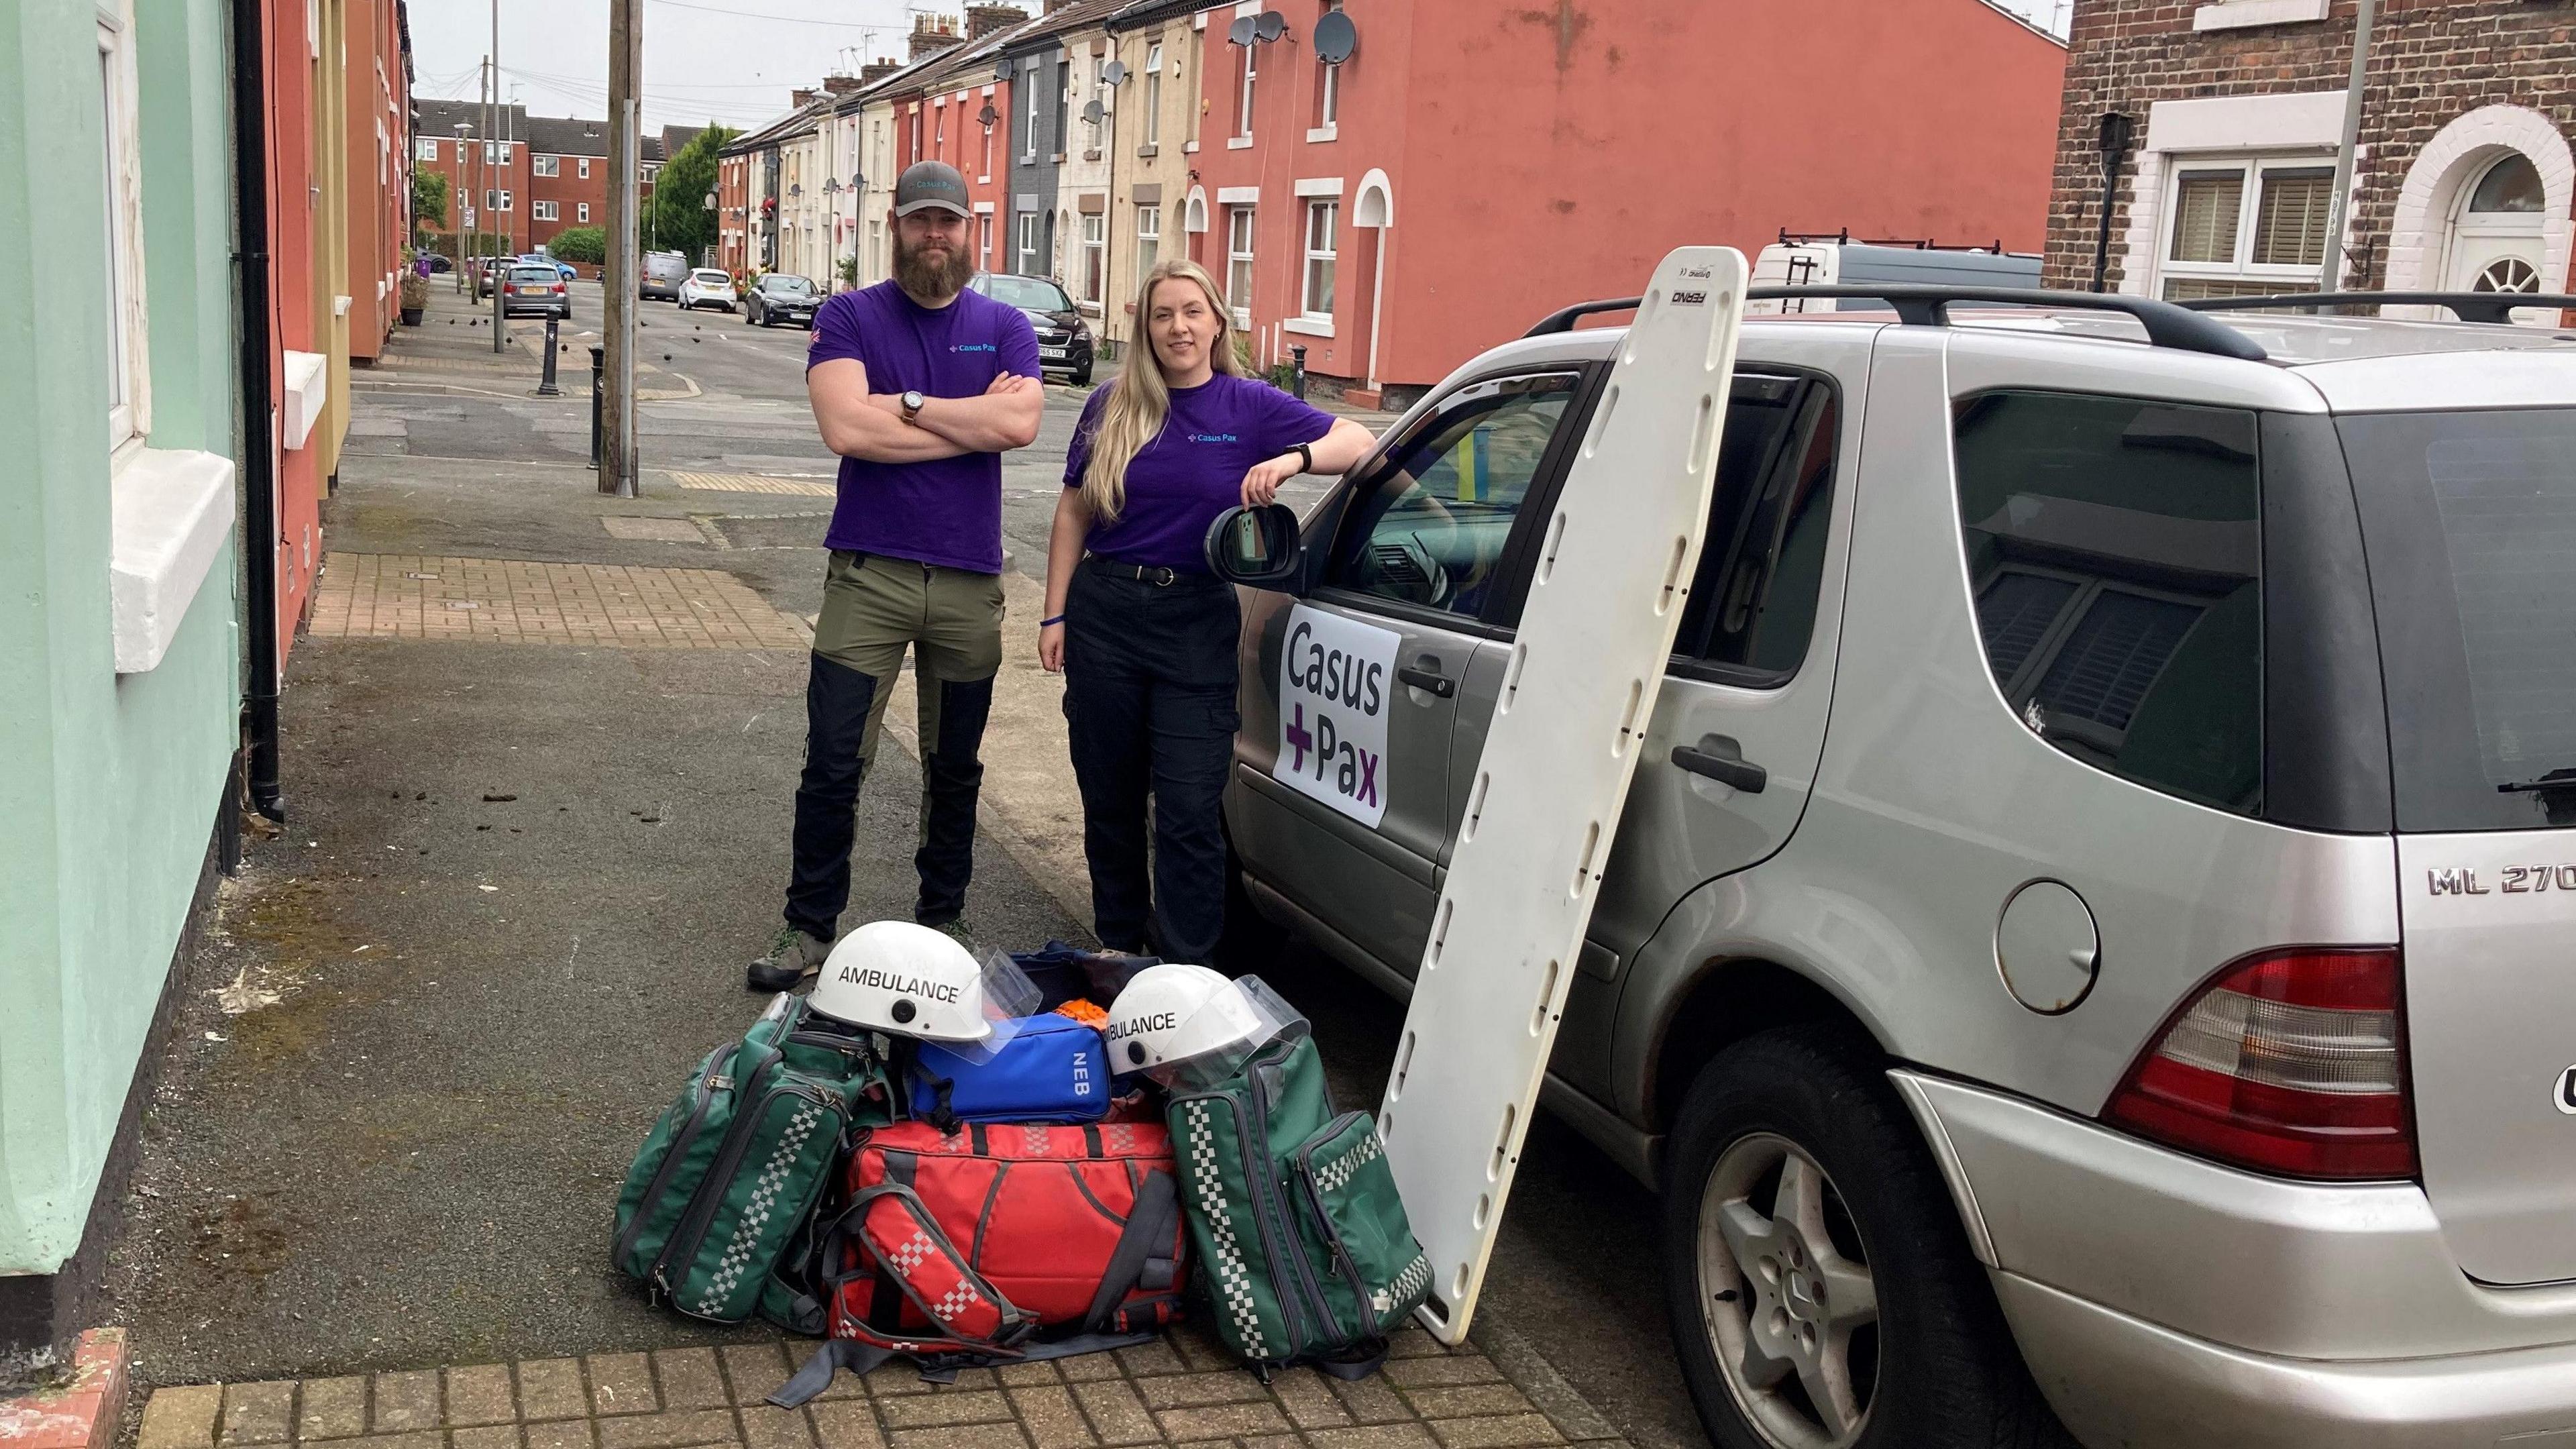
top-left (1230, 367), bottom-right (1592, 977)
top-left (2444, 152), bottom-right (2551, 321)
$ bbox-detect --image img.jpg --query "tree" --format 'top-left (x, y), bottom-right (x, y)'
top-left (647, 123), bottom-right (737, 266)
top-left (412, 168), bottom-right (449, 231)
top-left (549, 226), bottom-right (606, 265)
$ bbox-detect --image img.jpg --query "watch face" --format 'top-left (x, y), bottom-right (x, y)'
top-left (904, 390), bottom-right (926, 411)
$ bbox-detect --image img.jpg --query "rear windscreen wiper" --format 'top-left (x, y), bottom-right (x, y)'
top-left (2498, 768), bottom-right (2576, 794)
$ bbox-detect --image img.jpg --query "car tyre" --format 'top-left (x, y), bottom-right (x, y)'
top-left (1071, 364), bottom-right (1093, 387)
top-left (1662, 1025), bottom-right (2072, 1449)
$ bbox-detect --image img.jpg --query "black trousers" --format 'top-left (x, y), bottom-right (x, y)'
top-left (1062, 559), bottom-right (1242, 963)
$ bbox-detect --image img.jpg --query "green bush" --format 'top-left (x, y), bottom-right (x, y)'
top-left (548, 226), bottom-right (606, 265)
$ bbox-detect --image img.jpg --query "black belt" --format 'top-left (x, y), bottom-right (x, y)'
top-left (1084, 556), bottom-right (1197, 587)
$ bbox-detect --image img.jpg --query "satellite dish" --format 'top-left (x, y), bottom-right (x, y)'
top-left (977, 103), bottom-right (998, 125)
top-left (995, 57), bottom-right (1016, 83)
top-left (1081, 98), bottom-right (1104, 123)
top-left (1227, 15), bottom-right (1256, 44)
top-left (1102, 59), bottom-right (1128, 85)
top-left (1255, 11), bottom-right (1287, 42)
top-left (1313, 9), bottom-right (1356, 63)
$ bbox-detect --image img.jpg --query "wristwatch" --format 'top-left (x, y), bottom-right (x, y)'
top-left (901, 390), bottom-right (926, 423)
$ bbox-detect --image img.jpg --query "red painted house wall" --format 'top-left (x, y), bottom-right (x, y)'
top-left (1192, 0), bottom-right (2066, 398)
top-left (347, 0), bottom-right (409, 362)
top-left (265, 0), bottom-right (323, 659)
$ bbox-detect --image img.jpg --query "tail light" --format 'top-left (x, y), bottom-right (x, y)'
top-left (2104, 948), bottom-right (2414, 1181)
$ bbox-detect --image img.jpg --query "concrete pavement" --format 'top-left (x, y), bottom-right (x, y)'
top-left (101, 279), bottom-right (1709, 1449)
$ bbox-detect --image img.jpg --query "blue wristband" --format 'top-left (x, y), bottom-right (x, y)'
top-left (1040, 614), bottom-right (1067, 627)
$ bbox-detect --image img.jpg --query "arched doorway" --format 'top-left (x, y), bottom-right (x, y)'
top-left (2444, 152), bottom-right (2548, 294)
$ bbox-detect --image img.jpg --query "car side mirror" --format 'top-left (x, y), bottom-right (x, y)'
top-left (1203, 503), bottom-right (1304, 590)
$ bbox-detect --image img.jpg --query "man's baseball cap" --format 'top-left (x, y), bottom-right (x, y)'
top-left (894, 161), bottom-right (972, 217)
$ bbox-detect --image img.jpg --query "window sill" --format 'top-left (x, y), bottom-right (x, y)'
top-left (1079, 301), bottom-right (1104, 316)
top-left (1138, 143), bottom-right (1159, 158)
top-left (283, 350), bottom-right (329, 449)
top-left (1183, 141), bottom-right (1200, 154)
top-left (1282, 316), bottom-right (1334, 337)
top-left (1228, 136), bottom-right (1254, 150)
top-left (1232, 308), bottom-right (1252, 329)
top-left (2192, 0), bottom-right (2328, 28)
top-left (110, 445), bottom-right (237, 675)
top-left (1305, 125), bottom-right (1338, 144)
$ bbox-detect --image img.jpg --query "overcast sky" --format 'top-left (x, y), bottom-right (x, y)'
top-left (409, 0), bottom-right (2068, 139)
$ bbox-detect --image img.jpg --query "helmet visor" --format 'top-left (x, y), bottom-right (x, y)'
top-left (930, 948), bottom-right (1046, 1063)
top-left (1140, 975), bottom-right (1307, 1089)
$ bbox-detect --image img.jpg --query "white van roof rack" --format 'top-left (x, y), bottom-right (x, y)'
top-left (1525, 285), bottom-right (2270, 362)
top-left (2175, 291), bottom-right (2576, 326)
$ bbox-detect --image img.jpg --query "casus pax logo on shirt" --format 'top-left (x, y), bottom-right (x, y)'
top-left (1186, 432), bottom-right (1240, 444)
top-left (951, 342), bottom-right (997, 354)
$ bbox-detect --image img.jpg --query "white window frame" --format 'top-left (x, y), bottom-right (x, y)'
top-left (1081, 211), bottom-right (1106, 305)
top-left (533, 154), bottom-right (560, 178)
top-left (1136, 204), bottom-right (1161, 276)
top-left (1017, 211), bottom-right (1039, 274)
top-left (2155, 152), bottom-right (2336, 299)
top-left (979, 212), bottom-right (995, 272)
top-left (1236, 41), bottom-right (1256, 140)
top-left (1143, 42), bottom-right (1163, 147)
top-left (578, 156), bottom-right (592, 178)
top-left (417, 136), bottom-right (439, 162)
top-left (533, 199), bottom-right (558, 221)
top-left (486, 189), bottom-right (513, 212)
top-left (578, 202), bottom-right (590, 223)
top-left (484, 140), bottom-right (511, 164)
top-left (1311, 0), bottom-right (1341, 138)
top-left (1021, 72), bottom-right (1040, 162)
top-left (99, 4), bottom-right (149, 453)
top-left (1226, 205), bottom-right (1256, 325)
top-left (1299, 198), bottom-right (1336, 322)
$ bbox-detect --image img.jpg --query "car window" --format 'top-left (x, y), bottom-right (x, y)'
top-left (1672, 374), bottom-right (1841, 682)
top-left (765, 276), bottom-right (815, 295)
top-left (509, 266), bottom-right (557, 283)
top-left (979, 274), bottom-right (1074, 313)
top-left (693, 270), bottom-right (729, 284)
top-left (1952, 390), bottom-right (2264, 816)
top-left (1322, 371), bottom-right (1580, 622)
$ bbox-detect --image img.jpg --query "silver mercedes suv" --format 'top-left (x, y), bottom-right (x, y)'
top-left (1212, 288), bottom-right (2576, 1449)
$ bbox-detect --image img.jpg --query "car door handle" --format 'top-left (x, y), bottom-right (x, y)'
top-left (1672, 734), bottom-right (1767, 794)
top-left (1395, 662), bottom-right (1455, 699)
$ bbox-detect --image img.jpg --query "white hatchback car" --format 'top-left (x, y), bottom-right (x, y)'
top-left (677, 268), bottom-right (737, 314)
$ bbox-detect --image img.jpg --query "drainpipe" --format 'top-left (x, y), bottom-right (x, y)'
top-left (231, 0), bottom-right (286, 822)
top-left (2092, 111), bottom-right (2134, 294)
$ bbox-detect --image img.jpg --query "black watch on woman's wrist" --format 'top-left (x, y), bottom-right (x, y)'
top-left (1291, 441), bottom-right (1313, 474)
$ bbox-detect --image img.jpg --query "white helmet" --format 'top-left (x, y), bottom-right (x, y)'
top-left (809, 922), bottom-right (1036, 1054)
top-left (1104, 966), bottom-right (1301, 1083)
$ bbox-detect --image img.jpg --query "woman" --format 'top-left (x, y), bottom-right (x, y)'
top-left (1040, 259), bottom-right (1377, 963)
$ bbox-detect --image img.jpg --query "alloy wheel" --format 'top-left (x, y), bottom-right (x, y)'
top-left (1696, 1132), bottom-right (1880, 1448)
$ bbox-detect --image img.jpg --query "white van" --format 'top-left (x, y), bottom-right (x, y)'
top-left (1749, 233), bottom-right (2039, 313)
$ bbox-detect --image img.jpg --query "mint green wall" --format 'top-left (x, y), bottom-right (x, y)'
top-left (0, 0), bottom-right (242, 1275)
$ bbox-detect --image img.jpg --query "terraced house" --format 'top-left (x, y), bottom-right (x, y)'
top-left (2043, 0), bottom-right (2576, 310)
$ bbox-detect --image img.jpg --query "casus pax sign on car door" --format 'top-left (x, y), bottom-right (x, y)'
top-left (1274, 606), bottom-right (1397, 827)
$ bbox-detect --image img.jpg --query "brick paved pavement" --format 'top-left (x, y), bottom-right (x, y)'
top-left (307, 553), bottom-right (810, 649)
top-left (667, 473), bottom-right (839, 499)
top-left (131, 1324), bottom-right (1620, 1449)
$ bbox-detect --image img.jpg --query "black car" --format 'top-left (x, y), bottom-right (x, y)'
top-left (968, 272), bottom-right (1093, 386)
top-left (747, 274), bottom-right (820, 329)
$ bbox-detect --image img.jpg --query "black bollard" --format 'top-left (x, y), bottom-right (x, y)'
top-left (536, 317), bottom-right (563, 397)
top-left (588, 345), bottom-right (606, 466)
top-left (1289, 344), bottom-right (1309, 400)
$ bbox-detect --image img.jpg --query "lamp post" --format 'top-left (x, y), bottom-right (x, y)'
top-left (454, 121), bottom-right (475, 292)
top-left (702, 189), bottom-right (715, 270)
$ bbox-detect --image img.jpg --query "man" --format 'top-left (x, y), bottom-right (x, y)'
top-left (750, 161), bottom-right (1044, 991)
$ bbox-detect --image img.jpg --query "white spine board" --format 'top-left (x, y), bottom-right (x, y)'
top-left (1377, 247), bottom-right (1748, 1343)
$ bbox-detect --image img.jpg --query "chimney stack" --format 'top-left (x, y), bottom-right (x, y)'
top-left (792, 88), bottom-right (818, 107)
top-left (822, 74), bottom-right (864, 95)
top-left (860, 57), bottom-right (905, 84)
top-left (908, 13), bottom-right (964, 62)
top-left (966, 5), bottom-right (1026, 39)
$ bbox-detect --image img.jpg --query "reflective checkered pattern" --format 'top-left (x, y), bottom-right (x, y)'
top-left (690, 1099), bottom-right (826, 1317)
top-left (1020, 1124), bottom-right (1052, 1156)
top-left (1378, 1251), bottom-right (1434, 1321)
top-left (1181, 1102), bottom-right (1269, 1358)
top-left (887, 1230), bottom-right (937, 1275)
top-left (1313, 1130), bottom-right (1385, 1195)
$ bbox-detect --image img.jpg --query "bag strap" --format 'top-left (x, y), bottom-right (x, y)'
top-left (1080, 1168), bottom-right (1182, 1334)
top-left (845, 1181), bottom-right (1031, 1348)
top-left (769, 1339), bottom-right (894, 1407)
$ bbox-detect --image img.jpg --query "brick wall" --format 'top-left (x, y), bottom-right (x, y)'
top-left (2043, 0), bottom-right (2576, 291)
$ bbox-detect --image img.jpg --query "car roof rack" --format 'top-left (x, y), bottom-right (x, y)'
top-left (1523, 286), bottom-right (2269, 362)
top-left (2173, 291), bottom-right (2576, 326)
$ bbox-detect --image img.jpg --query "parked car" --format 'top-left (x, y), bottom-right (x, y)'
top-left (519, 252), bottom-right (577, 282)
top-left (1208, 286), bottom-right (2576, 1449)
top-left (498, 263), bottom-right (571, 320)
top-left (642, 252), bottom-right (690, 303)
top-left (747, 273), bottom-right (819, 329)
top-left (968, 272), bottom-right (1091, 385)
top-left (677, 268), bottom-right (737, 314)
top-left (418, 252), bottom-right (453, 275)
top-left (472, 256), bottom-right (507, 300)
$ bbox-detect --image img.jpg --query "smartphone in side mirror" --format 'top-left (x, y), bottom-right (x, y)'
top-left (1202, 503), bottom-right (1305, 590)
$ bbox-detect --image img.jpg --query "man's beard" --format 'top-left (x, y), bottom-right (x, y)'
top-left (894, 230), bottom-right (973, 300)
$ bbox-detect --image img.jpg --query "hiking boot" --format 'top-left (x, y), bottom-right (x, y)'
top-left (927, 918), bottom-right (975, 953)
top-left (748, 925), bottom-right (832, 992)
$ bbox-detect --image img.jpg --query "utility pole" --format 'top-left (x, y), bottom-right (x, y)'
top-left (491, 1), bottom-right (508, 352)
top-left (2321, 0), bottom-right (2379, 295)
top-left (601, 0), bottom-right (642, 496)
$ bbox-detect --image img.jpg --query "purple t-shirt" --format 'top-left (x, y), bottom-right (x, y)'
top-left (807, 281), bottom-right (1042, 574)
top-left (1063, 374), bottom-right (1336, 572)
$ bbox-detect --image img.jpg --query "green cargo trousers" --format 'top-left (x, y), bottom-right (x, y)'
top-left (785, 551), bottom-right (1004, 936)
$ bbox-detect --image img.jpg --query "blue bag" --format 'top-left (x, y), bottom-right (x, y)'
top-left (910, 1014), bottom-right (1114, 1125)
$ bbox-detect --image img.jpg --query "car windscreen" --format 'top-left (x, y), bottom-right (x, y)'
top-left (2341, 407), bottom-right (2576, 830)
top-left (979, 274), bottom-right (1072, 313)
top-left (764, 276), bottom-right (815, 295)
top-left (508, 267), bottom-right (558, 283)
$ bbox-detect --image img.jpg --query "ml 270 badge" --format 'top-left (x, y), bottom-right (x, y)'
top-left (2426, 865), bottom-right (2576, 896)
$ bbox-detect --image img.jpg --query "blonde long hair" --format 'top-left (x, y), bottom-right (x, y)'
top-left (1078, 258), bottom-right (1243, 523)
